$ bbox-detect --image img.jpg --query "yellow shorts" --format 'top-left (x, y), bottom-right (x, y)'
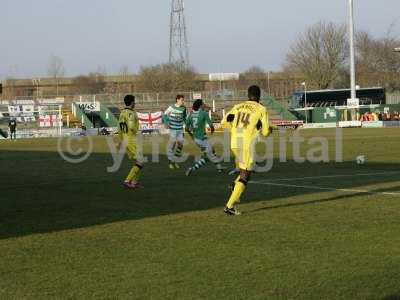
top-left (126, 142), bottom-right (137, 161)
top-left (231, 148), bottom-right (255, 171)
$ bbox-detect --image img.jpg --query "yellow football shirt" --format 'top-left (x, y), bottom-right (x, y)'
top-left (118, 108), bottom-right (139, 140)
top-left (118, 108), bottom-right (140, 160)
top-left (222, 100), bottom-right (270, 149)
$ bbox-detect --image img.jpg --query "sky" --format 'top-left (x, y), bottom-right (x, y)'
top-left (1, 0), bottom-right (400, 79)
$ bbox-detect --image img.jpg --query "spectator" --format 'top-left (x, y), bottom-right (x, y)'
top-left (8, 118), bottom-right (17, 140)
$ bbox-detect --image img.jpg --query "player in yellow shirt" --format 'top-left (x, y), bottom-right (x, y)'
top-left (118, 95), bottom-right (144, 189)
top-left (221, 85), bottom-right (272, 215)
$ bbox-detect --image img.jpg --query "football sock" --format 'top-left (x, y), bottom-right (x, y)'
top-left (192, 158), bottom-right (207, 171)
top-left (126, 163), bottom-right (143, 182)
top-left (226, 176), bottom-right (247, 209)
top-left (174, 144), bottom-right (183, 158)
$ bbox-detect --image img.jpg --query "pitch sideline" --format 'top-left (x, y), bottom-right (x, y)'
top-left (250, 171), bottom-right (400, 196)
top-left (254, 171), bottom-right (400, 183)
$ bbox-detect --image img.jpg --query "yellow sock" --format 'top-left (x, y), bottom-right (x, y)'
top-left (125, 164), bottom-right (142, 182)
top-left (226, 178), bottom-right (246, 209)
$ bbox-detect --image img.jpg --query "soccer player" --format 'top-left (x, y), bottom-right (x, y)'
top-left (185, 99), bottom-right (224, 176)
top-left (118, 95), bottom-right (144, 189)
top-left (221, 85), bottom-right (272, 216)
top-left (8, 118), bottom-right (17, 140)
top-left (163, 95), bottom-right (187, 169)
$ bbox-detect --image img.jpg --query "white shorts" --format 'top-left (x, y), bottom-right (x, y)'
top-left (169, 129), bottom-right (184, 143)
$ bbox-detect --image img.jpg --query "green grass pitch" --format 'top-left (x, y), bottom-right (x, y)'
top-left (1, 128), bottom-right (400, 299)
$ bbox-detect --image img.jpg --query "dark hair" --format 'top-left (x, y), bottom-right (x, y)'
top-left (124, 94), bottom-right (135, 106)
top-left (192, 99), bottom-right (203, 111)
top-left (176, 94), bottom-right (185, 101)
top-left (248, 85), bottom-right (261, 101)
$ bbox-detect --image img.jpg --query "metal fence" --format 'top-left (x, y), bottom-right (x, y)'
top-left (387, 93), bottom-right (400, 104)
top-left (0, 90), bottom-right (290, 125)
top-left (0, 90), bottom-right (257, 132)
top-left (5, 90), bottom-right (257, 114)
top-left (20, 89), bottom-right (289, 101)
top-left (12, 90), bottom-right (250, 104)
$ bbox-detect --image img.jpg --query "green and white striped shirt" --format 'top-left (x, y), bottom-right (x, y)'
top-left (164, 104), bottom-right (187, 130)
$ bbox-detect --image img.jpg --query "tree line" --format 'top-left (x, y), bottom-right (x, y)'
top-left (45, 21), bottom-right (400, 95)
top-left (285, 21), bottom-right (400, 91)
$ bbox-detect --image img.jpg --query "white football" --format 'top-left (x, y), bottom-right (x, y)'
top-left (356, 155), bottom-right (366, 165)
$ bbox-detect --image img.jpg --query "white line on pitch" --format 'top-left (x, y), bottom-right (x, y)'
top-left (259, 171), bottom-right (400, 183)
top-left (249, 181), bottom-right (400, 196)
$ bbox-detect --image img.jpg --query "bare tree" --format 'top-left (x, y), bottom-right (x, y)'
top-left (72, 73), bottom-right (106, 95)
top-left (111, 65), bottom-right (132, 93)
top-left (95, 65), bottom-right (107, 77)
top-left (119, 65), bottom-right (130, 78)
top-left (356, 30), bottom-right (400, 91)
top-left (285, 21), bottom-right (348, 89)
top-left (239, 66), bottom-right (267, 88)
top-left (136, 63), bottom-right (199, 92)
top-left (47, 55), bottom-right (65, 95)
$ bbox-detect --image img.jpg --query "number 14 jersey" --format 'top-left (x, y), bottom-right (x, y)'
top-left (222, 100), bottom-right (270, 149)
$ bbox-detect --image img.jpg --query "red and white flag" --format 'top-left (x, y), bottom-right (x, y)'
top-left (137, 112), bottom-right (162, 130)
top-left (39, 115), bottom-right (62, 128)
